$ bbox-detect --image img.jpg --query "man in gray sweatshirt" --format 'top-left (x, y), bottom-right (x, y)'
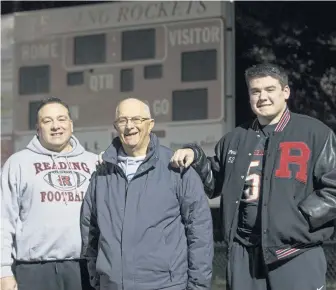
top-left (1, 97), bottom-right (97, 290)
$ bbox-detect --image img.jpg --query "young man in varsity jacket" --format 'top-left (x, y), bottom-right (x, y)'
top-left (170, 63), bottom-right (336, 290)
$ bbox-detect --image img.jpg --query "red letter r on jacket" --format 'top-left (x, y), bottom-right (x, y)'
top-left (275, 142), bottom-right (310, 183)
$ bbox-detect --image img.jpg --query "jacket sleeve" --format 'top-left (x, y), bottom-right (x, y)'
top-left (299, 130), bottom-right (336, 230)
top-left (0, 158), bottom-right (20, 278)
top-left (184, 139), bottom-right (225, 199)
top-left (178, 167), bottom-right (214, 290)
top-left (80, 172), bottom-right (100, 289)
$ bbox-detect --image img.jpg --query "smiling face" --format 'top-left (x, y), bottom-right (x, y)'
top-left (248, 76), bottom-right (290, 125)
top-left (114, 98), bottom-right (154, 156)
top-left (37, 102), bottom-right (73, 152)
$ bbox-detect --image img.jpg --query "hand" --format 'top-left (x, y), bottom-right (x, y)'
top-left (170, 149), bottom-right (195, 168)
top-left (0, 276), bottom-right (17, 290)
top-left (96, 151), bottom-right (105, 165)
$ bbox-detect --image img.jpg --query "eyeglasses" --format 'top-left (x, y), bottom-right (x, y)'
top-left (114, 116), bottom-right (151, 127)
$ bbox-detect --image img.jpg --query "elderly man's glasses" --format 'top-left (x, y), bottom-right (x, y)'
top-left (115, 116), bottom-right (150, 127)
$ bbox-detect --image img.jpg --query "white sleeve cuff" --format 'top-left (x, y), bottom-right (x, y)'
top-left (1, 266), bottom-right (14, 278)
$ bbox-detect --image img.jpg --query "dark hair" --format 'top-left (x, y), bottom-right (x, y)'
top-left (36, 97), bottom-right (71, 123)
top-left (245, 63), bottom-right (289, 89)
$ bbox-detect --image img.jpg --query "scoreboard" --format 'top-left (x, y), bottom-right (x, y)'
top-left (13, 1), bottom-right (232, 128)
top-left (14, 19), bottom-right (223, 127)
top-left (13, 1), bottom-right (235, 206)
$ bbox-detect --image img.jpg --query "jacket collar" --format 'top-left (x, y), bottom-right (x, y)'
top-left (251, 107), bottom-right (291, 132)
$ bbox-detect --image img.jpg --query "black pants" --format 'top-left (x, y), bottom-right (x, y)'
top-left (15, 260), bottom-right (94, 290)
top-left (227, 241), bottom-right (327, 290)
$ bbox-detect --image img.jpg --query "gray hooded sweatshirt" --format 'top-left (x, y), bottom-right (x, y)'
top-left (0, 135), bottom-right (97, 277)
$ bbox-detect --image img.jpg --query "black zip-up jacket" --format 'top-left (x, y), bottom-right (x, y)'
top-left (81, 134), bottom-right (213, 290)
top-left (186, 109), bottom-right (336, 264)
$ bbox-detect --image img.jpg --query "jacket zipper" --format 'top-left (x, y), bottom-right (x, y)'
top-left (114, 160), bottom-right (155, 288)
top-left (114, 165), bottom-right (128, 290)
top-left (116, 163), bottom-right (150, 288)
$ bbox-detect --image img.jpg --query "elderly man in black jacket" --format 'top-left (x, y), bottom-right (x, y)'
top-left (171, 63), bottom-right (336, 290)
top-left (81, 98), bottom-right (213, 290)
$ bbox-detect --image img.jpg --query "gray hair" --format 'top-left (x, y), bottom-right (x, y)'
top-left (115, 98), bottom-right (152, 118)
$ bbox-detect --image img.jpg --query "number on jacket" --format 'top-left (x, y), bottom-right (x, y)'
top-left (244, 161), bottom-right (261, 201)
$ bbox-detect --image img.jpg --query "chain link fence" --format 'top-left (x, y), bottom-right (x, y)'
top-left (211, 241), bottom-right (336, 290)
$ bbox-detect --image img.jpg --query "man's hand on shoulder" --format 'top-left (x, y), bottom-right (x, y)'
top-left (1, 276), bottom-right (17, 290)
top-left (170, 149), bottom-right (195, 168)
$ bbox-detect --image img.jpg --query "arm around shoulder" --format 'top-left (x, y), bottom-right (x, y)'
top-left (184, 137), bottom-right (226, 199)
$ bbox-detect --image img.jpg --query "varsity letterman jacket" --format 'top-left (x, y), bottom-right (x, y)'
top-left (187, 108), bottom-right (336, 264)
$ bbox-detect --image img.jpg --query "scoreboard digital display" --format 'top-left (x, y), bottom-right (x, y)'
top-left (13, 1), bottom-right (225, 131)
